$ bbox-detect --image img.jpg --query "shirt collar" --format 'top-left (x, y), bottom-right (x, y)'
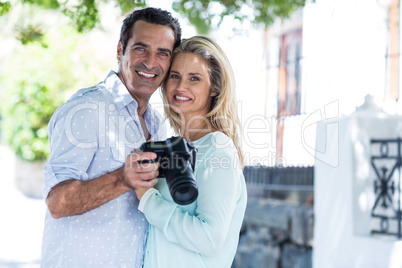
top-left (103, 70), bottom-right (135, 110)
top-left (103, 70), bottom-right (161, 135)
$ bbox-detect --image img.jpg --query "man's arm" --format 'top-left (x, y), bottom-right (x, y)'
top-left (47, 151), bottom-right (159, 219)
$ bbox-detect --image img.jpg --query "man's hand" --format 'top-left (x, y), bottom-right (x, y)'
top-left (122, 150), bottom-right (159, 191)
top-left (46, 150), bottom-right (160, 219)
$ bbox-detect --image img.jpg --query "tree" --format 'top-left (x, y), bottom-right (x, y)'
top-left (172, 0), bottom-right (306, 34)
top-left (0, 24), bottom-right (110, 161)
top-left (0, 0), bottom-right (306, 43)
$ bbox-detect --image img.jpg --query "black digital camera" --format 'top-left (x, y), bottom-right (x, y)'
top-left (139, 136), bottom-right (198, 205)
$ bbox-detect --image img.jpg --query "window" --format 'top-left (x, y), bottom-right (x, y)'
top-left (278, 29), bottom-right (303, 117)
top-left (385, 2), bottom-right (399, 100)
top-left (276, 29), bottom-right (303, 161)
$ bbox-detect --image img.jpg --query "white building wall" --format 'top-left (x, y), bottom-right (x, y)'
top-left (303, 0), bottom-right (388, 116)
top-left (306, 1), bottom-right (402, 267)
top-left (263, 0), bottom-right (392, 166)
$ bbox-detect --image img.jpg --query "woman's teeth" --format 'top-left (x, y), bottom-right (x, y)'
top-left (175, 95), bottom-right (190, 101)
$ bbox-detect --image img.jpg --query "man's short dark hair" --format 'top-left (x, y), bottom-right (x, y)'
top-left (119, 7), bottom-right (182, 55)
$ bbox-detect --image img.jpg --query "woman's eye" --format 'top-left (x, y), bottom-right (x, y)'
top-left (190, 77), bottom-right (200, 81)
top-left (170, 74), bottom-right (180, 79)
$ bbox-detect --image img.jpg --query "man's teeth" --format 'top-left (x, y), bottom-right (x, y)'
top-left (138, 71), bottom-right (156, 78)
top-left (175, 95), bottom-right (191, 101)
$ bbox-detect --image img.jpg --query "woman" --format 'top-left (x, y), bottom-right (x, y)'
top-left (136, 36), bottom-right (247, 268)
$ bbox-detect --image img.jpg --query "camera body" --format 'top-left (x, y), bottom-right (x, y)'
top-left (139, 136), bottom-right (198, 205)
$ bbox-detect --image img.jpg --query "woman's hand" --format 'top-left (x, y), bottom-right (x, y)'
top-left (135, 187), bottom-right (151, 200)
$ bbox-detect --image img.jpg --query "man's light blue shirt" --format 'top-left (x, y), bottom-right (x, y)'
top-left (41, 71), bottom-right (166, 267)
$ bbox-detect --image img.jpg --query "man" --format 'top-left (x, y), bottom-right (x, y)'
top-left (41, 8), bottom-right (181, 267)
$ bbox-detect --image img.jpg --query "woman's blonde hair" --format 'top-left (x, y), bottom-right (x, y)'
top-left (161, 36), bottom-right (244, 167)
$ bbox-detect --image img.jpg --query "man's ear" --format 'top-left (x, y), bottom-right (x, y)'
top-left (117, 41), bottom-right (123, 62)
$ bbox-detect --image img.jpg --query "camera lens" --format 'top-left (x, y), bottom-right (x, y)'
top-left (170, 179), bottom-right (198, 205)
top-left (140, 136), bottom-right (198, 205)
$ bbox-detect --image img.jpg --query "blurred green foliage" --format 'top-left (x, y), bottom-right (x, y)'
top-left (0, 1), bottom-right (11, 15)
top-left (2, 0), bottom-right (305, 43)
top-left (0, 25), bottom-right (109, 161)
top-left (3, 0), bottom-right (145, 44)
top-left (15, 24), bottom-right (46, 45)
top-left (22, 0), bottom-right (60, 9)
top-left (63, 0), bottom-right (100, 33)
top-left (172, 0), bottom-right (306, 34)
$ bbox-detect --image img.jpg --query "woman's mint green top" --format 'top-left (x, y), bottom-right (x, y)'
top-left (138, 132), bottom-right (247, 268)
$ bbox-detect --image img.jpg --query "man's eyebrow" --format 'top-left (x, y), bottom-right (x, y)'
top-left (132, 42), bottom-right (172, 55)
top-left (158, 48), bottom-right (172, 55)
top-left (132, 42), bottom-right (149, 48)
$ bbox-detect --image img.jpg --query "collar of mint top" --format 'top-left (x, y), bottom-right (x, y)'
top-left (41, 70), bottom-right (166, 268)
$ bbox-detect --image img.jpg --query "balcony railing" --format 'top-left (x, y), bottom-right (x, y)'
top-left (371, 138), bottom-right (402, 238)
top-left (243, 165), bottom-right (314, 204)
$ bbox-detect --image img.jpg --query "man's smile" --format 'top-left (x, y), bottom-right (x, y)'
top-left (137, 70), bottom-right (157, 79)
